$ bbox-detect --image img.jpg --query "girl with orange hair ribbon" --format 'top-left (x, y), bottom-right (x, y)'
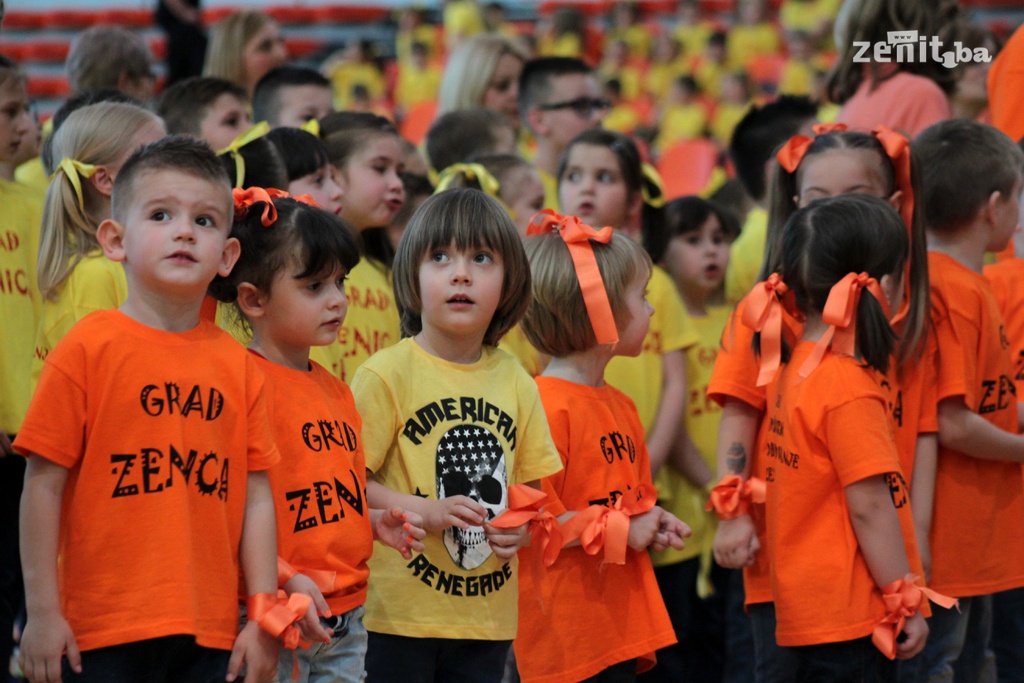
top-left (513, 210), bottom-right (690, 683)
top-left (755, 194), bottom-right (945, 675)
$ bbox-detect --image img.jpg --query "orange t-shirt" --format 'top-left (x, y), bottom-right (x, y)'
top-left (928, 252), bottom-right (1024, 597)
top-left (13, 310), bottom-right (280, 652)
top-left (765, 342), bottom-right (923, 646)
top-left (837, 71), bottom-right (952, 138)
top-left (514, 377), bottom-right (675, 683)
top-left (985, 258), bottom-right (1024, 398)
top-left (987, 24), bottom-right (1024, 144)
top-left (254, 354), bottom-right (373, 615)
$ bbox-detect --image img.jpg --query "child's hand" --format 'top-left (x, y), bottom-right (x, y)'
top-left (282, 574), bottom-right (333, 644)
top-left (226, 620), bottom-right (278, 682)
top-left (484, 521), bottom-right (530, 561)
top-left (20, 611), bottom-right (80, 683)
top-left (373, 507), bottom-right (427, 559)
top-left (896, 612), bottom-right (929, 660)
top-left (648, 509), bottom-right (691, 553)
top-left (627, 508), bottom-right (662, 551)
top-left (424, 495), bottom-right (486, 532)
top-left (713, 515), bottom-right (760, 568)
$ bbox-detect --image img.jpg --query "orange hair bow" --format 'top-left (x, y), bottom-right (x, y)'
top-left (491, 485), bottom-right (564, 567)
top-left (775, 123), bottom-right (850, 173)
top-left (871, 125), bottom-right (914, 232)
top-left (232, 187), bottom-right (319, 226)
top-left (872, 575), bottom-right (958, 660)
top-left (741, 273), bottom-right (790, 386)
top-left (798, 272), bottom-right (889, 379)
top-left (527, 209), bottom-right (619, 345)
top-left (705, 474), bottom-right (766, 520)
top-left (560, 483), bottom-right (656, 565)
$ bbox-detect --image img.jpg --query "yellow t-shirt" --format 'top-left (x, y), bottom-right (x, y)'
top-left (605, 25), bottom-right (653, 60)
top-left (539, 167), bottom-right (559, 213)
top-left (674, 23), bottom-right (714, 59)
top-left (443, 0), bottom-right (484, 47)
top-left (352, 338), bottom-right (563, 639)
top-left (15, 156), bottom-right (49, 194)
top-left (779, 0), bottom-right (840, 44)
top-left (602, 103), bottom-right (643, 135)
top-left (498, 323), bottom-right (545, 377)
top-left (339, 257), bottom-right (401, 382)
top-left (327, 62), bottom-right (385, 111)
top-left (694, 61), bottom-right (727, 99)
top-left (396, 25), bottom-right (441, 65)
top-left (727, 23), bottom-right (782, 69)
top-left (651, 305), bottom-right (730, 567)
top-left (0, 179), bottom-right (44, 433)
top-left (395, 63), bottom-right (443, 111)
top-left (724, 206), bottom-right (768, 304)
top-left (710, 102), bottom-right (751, 146)
top-left (778, 59), bottom-right (815, 97)
top-left (605, 266), bottom-right (699, 433)
top-left (32, 250), bottom-right (127, 391)
top-left (538, 33), bottom-right (582, 58)
top-left (598, 65), bottom-right (643, 102)
top-left (655, 104), bottom-right (708, 152)
top-left (645, 60), bottom-right (689, 104)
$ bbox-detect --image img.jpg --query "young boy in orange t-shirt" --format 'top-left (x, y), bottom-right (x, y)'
top-left (911, 119), bottom-right (1024, 680)
top-left (16, 136), bottom-right (281, 683)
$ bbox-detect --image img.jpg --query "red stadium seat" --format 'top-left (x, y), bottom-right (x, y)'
top-left (27, 76), bottom-right (70, 99)
top-left (399, 101), bottom-right (437, 146)
top-left (657, 138), bottom-right (723, 199)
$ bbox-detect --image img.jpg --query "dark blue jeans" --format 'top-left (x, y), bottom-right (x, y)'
top-left (62, 635), bottom-right (229, 683)
top-left (750, 602), bottom-right (800, 683)
top-left (365, 631), bottom-right (511, 683)
top-left (790, 635), bottom-right (896, 683)
top-left (0, 455), bottom-right (25, 682)
top-left (898, 595), bottom-right (995, 683)
top-left (580, 658), bottom-right (637, 683)
top-left (991, 586), bottom-right (1024, 683)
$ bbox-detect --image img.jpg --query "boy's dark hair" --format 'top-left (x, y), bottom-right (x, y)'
top-left (210, 197), bottom-right (361, 316)
top-left (42, 88), bottom-right (138, 175)
top-left (393, 188), bottom-right (531, 346)
top-left (425, 109), bottom-right (514, 174)
top-left (265, 127), bottom-right (332, 182)
top-left (674, 75), bottom-right (699, 94)
top-left (0, 54), bottom-right (24, 89)
top-left (729, 95), bottom-right (818, 201)
top-left (219, 136), bottom-right (288, 190)
top-left (518, 56), bottom-right (592, 123)
top-left (664, 196), bottom-right (741, 242)
top-left (708, 32), bottom-right (728, 49)
top-left (112, 135), bottom-right (231, 223)
top-left (912, 119), bottom-right (1024, 233)
top-left (772, 194), bottom-right (908, 376)
top-left (557, 128), bottom-right (667, 261)
top-left (252, 66), bottom-right (332, 125)
top-left (156, 76), bottom-right (248, 138)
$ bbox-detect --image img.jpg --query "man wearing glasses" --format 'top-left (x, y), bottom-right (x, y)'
top-left (518, 57), bottom-right (608, 210)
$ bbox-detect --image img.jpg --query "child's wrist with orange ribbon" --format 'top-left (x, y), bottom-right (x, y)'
top-left (871, 574), bottom-right (957, 660)
top-left (246, 592), bottom-right (311, 649)
top-left (560, 484), bottom-right (656, 565)
top-left (491, 484), bottom-right (564, 566)
top-left (704, 474), bottom-right (766, 520)
top-left (277, 557), bottom-right (298, 588)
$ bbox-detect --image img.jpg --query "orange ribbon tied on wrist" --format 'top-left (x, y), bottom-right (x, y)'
top-left (704, 474), bottom-right (766, 520)
top-left (492, 485), bottom-right (564, 566)
top-left (775, 123), bottom-right (849, 173)
top-left (798, 272), bottom-right (889, 379)
top-left (527, 209), bottom-right (619, 345)
top-left (246, 592), bottom-right (312, 650)
top-left (277, 557), bottom-right (339, 595)
top-left (560, 483), bottom-right (656, 565)
top-left (872, 574), bottom-right (958, 660)
top-left (741, 273), bottom-right (789, 386)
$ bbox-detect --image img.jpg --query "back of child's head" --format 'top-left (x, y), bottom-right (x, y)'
top-left (65, 26), bottom-right (154, 97)
top-left (778, 194), bottom-right (908, 375)
top-left (729, 95), bottom-right (818, 202)
top-left (518, 56), bottom-right (592, 124)
top-left (39, 101), bottom-right (162, 300)
top-left (209, 194), bottom-right (361, 321)
top-left (437, 152), bottom-right (543, 232)
top-left (217, 125), bottom-right (288, 190)
top-left (157, 76), bottom-right (249, 138)
top-left (265, 127), bottom-right (332, 183)
top-left (252, 65), bottom-right (332, 126)
top-left (42, 88), bottom-right (138, 175)
top-left (557, 128), bottom-right (667, 258)
top-left (393, 188), bottom-right (531, 346)
top-left (425, 109), bottom-right (515, 175)
top-left (522, 228), bottom-right (651, 357)
top-left (912, 119), bottom-right (1024, 233)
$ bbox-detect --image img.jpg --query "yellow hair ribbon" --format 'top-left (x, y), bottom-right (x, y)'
top-left (640, 162), bottom-right (666, 208)
top-left (50, 157), bottom-right (98, 212)
top-left (301, 118), bottom-right (320, 137)
top-left (216, 121), bottom-right (271, 189)
top-left (434, 163), bottom-right (501, 197)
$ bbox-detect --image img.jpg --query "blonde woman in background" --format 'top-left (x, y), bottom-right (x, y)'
top-left (203, 10), bottom-right (288, 95)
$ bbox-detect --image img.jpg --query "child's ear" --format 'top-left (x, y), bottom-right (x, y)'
top-left (96, 219), bottom-right (126, 261)
top-left (887, 189), bottom-right (903, 212)
top-left (982, 190), bottom-right (1003, 226)
top-left (236, 282), bottom-right (267, 320)
top-left (218, 236), bottom-right (241, 278)
top-left (525, 107), bottom-right (549, 137)
top-left (89, 165), bottom-right (115, 198)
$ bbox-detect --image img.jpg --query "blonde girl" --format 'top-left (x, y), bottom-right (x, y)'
top-left (203, 10), bottom-right (288, 94)
top-left (33, 101), bottom-right (165, 386)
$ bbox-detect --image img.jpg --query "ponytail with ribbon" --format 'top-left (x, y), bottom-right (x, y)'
top-left (50, 157), bottom-right (98, 213)
top-left (217, 121), bottom-right (271, 189)
top-left (741, 272), bottom-right (792, 386)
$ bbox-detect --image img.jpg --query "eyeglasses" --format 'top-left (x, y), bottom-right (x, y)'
top-left (538, 97), bottom-right (611, 118)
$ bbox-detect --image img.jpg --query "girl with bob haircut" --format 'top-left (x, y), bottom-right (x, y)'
top-left (203, 11), bottom-right (288, 94)
top-left (752, 194), bottom-right (947, 678)
top-left (514, 211), bottom-right (688, 683)
top-left (210, 190), bottom-right (427, 682)
top-left (351, 188), bottom-right (563, 683)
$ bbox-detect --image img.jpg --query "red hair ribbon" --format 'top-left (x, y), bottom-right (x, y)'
top-left (775, 123), bottom-right (850, 173)
top-left (704, 474), bottom-right (766, 520)
top-left (741, 273), bottom-right (789, 386)
top-left (798, 272), bottom-right (889, 379)
top-left (560, 483), bottom-right (656, 565)
top-left (872, 574), bottom-right (958, 660)
top-left (246, 591), bottom-right (313, 650)
top-left (232, 187), bottom-right (321, 226)
top-left (491, 485), bottom-right (564, 567)
top-left (527, 209), bottom-right (619, 345)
